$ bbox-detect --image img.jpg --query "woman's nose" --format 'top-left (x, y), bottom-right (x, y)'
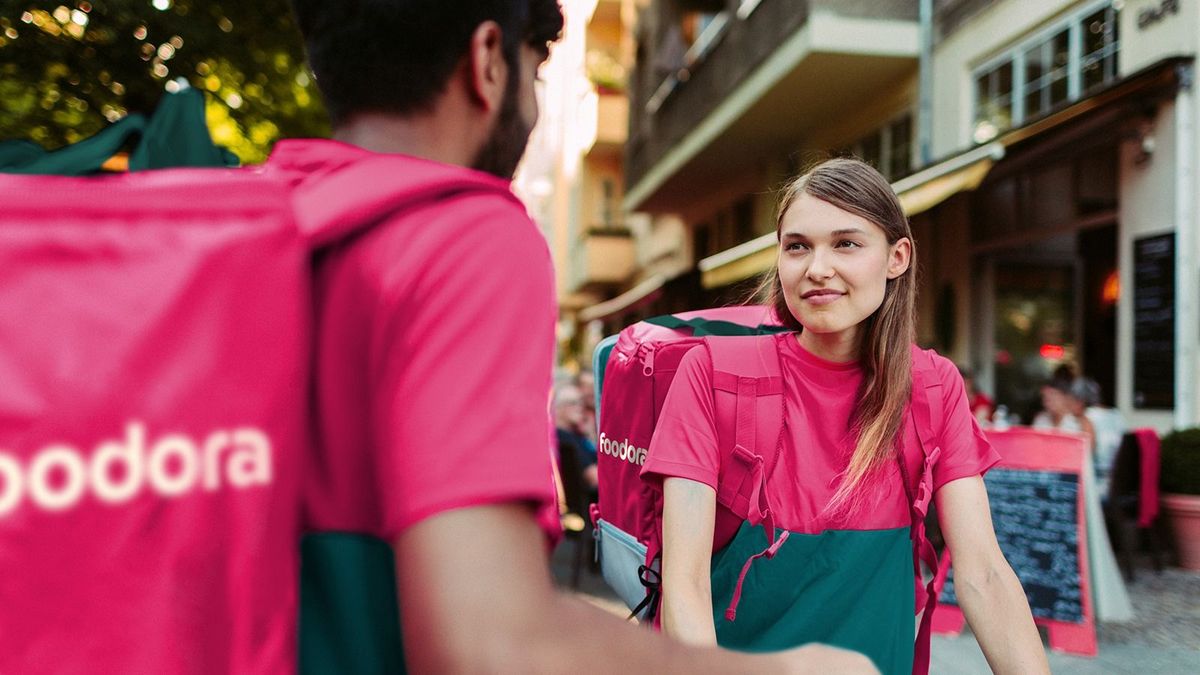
top-left (806, 248), bottom-right (835, 280)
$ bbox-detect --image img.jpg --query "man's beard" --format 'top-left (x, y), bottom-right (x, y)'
top-left (472, 73), bottom-right (532, 180)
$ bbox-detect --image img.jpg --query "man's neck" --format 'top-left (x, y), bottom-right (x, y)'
top-left (332, 111), bottom-right (477, 168)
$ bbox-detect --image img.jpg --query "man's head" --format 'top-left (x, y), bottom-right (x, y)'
top-left (291, 0), bottom-right (563, 177)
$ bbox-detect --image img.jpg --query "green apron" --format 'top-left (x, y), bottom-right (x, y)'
top-left (712, 522), bottom-right (916, 675)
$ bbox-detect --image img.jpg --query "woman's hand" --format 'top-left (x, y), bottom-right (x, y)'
top-left (660, 476), bottom-right (720, 646)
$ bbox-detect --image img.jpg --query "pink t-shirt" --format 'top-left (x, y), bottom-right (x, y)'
top-left (643, 334), bottom-right (999, 532)
top-left (272, 140), bottom-right (561, 541)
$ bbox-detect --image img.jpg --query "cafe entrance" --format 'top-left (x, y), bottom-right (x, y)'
top-left (981, 225), bottom-right (1118, 422)
top-left (970, 139), bottom-right (1119, 421)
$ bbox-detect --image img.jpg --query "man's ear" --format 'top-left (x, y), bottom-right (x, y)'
top-left (466, 20), bottom-right (507, 112)
top-left (887, 237), bottom-right (912, 279)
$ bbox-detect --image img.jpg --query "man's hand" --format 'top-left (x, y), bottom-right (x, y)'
top-left (773, 644), bottom-right (881, 674)
top-left (395, 503), bottom-right (880, 674)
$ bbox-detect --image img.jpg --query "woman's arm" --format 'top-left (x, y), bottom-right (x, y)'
top-left (660, 476), bottom-right (720, 646)
top-left (936, 476), bottom-right (1050, 675)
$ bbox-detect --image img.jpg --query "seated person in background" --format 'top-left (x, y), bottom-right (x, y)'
top-left (1033, 374), bottom-right (1099, 454)
top-left (1072, 378), bottom-right (1125, 493)
top-left (555, 383), bottom-right (597, 490)
top-left (577, 369), bottom-right (598, 441)
top-left (1032, 374), bottom-right (1077, 429)
top-left (958, 365), bottom-right (995, 424)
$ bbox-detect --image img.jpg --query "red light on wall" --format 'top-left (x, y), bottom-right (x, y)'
top-left (1040, 344), bottom-right (1066, 360)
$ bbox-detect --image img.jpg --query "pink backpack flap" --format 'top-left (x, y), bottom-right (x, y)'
top-left (0, 169), bottom-right (309, 672)
top-left (590, 306), bottom-right (784, 621)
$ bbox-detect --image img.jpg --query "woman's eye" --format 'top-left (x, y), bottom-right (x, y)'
top-left (784, 242), bottom-right (806, 252)
top-left (835, 240), bottom-right (861, 249)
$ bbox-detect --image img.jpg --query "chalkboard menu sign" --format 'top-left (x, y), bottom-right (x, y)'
top-left (939, 468), bottom-right (1083, 623)
top-left (1133, 233), bottom-right (1175, 409)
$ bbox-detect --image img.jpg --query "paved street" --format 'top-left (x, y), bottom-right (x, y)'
top-left (553, 543), bottom-right (1200, 673)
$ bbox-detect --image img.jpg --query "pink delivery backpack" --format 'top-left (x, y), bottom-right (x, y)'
top-left (590, 307), bottom-right (949, 673)
top-left (0, 158), bottom-right (514, 674)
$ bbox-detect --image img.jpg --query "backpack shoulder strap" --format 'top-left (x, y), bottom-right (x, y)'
top-left (704, 334), bottom-right (789, 621)
top-left (705, 334), bottom-right (785, 482)
top-left (705, 331), bottom-right (782, 461)
top-left (909, 348), bottom-right (944, 463)
top-left (904, 344), bottom-right (948, 675)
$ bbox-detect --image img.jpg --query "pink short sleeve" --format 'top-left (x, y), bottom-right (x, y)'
top-left (641, 346), bottom-right (722, 490)
top-left (930, 354), bottom-right (1001, 491)
top-left (310, 194), bottom-right (559, 542)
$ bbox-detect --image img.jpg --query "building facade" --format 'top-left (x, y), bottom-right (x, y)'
top-left (582, 0), bottom-right (1198, 432)
top-left (515, 0), bottom-right (642, 369)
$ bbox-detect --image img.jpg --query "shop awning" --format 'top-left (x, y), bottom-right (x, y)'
top-left (698, 232), bottom-right (775, 289)
top-left (578, 274), bottom-right (667, 323)
top-left (892, 141), bottom-right (1004, 216)
top-left (697, 141), bottom-right (1005, 289)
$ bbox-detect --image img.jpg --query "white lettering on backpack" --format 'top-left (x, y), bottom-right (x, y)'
top-left (0, 421), bottom-right (274, 519)
top-left (598, 432), bottom-right (648, 466)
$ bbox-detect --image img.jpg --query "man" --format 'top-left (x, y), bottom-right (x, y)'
top-left (279, 1), bottom-right (876, 672)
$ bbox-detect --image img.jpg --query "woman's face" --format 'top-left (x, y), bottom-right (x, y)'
top-left (777, 193), bottom-right (911, 345)
top-left (1041, 386), bottom-right (1066, 415)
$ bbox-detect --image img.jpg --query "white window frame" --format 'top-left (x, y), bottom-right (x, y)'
top-left (970, 0), bottom-right (1120, 142)
top-left (737, 0), bottom-right (762, 20)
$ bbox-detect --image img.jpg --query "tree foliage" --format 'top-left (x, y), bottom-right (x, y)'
top-left (0, 0), bottom-right (329, 163)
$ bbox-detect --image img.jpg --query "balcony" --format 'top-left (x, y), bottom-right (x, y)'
top-left (568, 226), bottom-right (636, 294)
top-left (589, 90), bottom-right (629, 155)
top-left (626, 0), bottom-right (919, 213)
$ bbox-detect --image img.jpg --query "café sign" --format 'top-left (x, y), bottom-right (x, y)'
top-left (1136, 0), bottom-right (1180, 30)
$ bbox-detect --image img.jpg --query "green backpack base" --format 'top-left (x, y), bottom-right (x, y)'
top-left (300, 533), bottom-right (406, 674)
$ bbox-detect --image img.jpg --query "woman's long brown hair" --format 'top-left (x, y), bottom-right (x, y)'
top-left (758, 158), bottom-right (917, 515)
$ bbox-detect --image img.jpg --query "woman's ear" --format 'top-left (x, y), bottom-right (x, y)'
top-left (887, 237), bottom-right (912, 280)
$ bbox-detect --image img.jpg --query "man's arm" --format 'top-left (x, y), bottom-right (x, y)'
top-left (937, 476), bottom-right (1050, 674)
top-left (394, 503), bottom-right (878, 674)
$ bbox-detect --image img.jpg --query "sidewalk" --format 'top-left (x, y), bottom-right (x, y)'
top-left (552, 543), bottom-right (1200, 673)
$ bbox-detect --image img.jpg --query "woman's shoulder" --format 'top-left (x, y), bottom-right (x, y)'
top-left (909, 344), bottom-right (960, 383)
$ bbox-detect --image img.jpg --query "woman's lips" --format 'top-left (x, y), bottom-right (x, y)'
top-left (801, 290), bottom-right (844, 306)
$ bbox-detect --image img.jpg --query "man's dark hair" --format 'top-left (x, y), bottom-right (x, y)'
top-left (291, 0), bottom-right (563, 125)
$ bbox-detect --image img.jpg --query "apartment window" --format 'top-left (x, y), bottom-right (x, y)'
top-left (974, 62), bottom-right (1013, 143)
top-left (848, 113), bottom-right (913, 181)
top-left (886, 115), bottom-right (913, 180)
top-left (973, 1), bottom-right (1120, 144)
top-left (600, 178), bottom-right (616, 227)
top-left (858, 133), bottom-right (883, 173)
top-left (1081, 6), bottom-right (1120, 93)
top-left (1022, 29), bottom-right (1070, 120)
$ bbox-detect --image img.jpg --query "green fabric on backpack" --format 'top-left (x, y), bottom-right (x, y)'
top-left (300, 534), bottom-right (407, 674)
top-left (711, 522), bottom-right (915, 675)
top-left (645, 314), bottom-right (790, 337)
top-left (0, 88), bottom-right (235, 175)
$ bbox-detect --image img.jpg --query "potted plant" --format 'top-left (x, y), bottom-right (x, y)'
top-left (1159, 428), bottom-right (1200, 570)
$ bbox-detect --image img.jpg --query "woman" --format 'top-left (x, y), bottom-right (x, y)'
top-left (642, 159), bottom-right (1048, 674)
